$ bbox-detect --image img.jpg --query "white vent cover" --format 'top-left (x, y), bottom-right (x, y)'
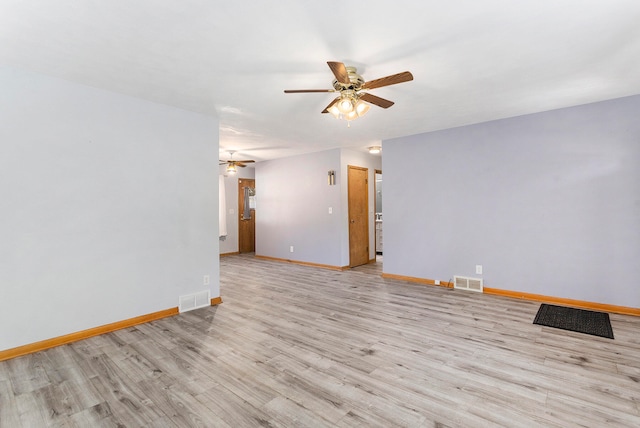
top-left (453, 276), bottom-right (483, 293)
top-left (179, 290), bottom-right (211, 313)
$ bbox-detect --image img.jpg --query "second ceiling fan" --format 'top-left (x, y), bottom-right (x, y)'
top-left (284, 61), bottom-right (413, 123)
top-left (220, 151), bottom-right (254, 174)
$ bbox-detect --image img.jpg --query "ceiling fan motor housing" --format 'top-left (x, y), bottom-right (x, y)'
top-left (332, 66), bottom-right (365, 91)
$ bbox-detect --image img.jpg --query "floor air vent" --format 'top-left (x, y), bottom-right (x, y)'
top-left (453, 276), bottom-right (483, 292)
top-left (179, 290), bottom-right (211, 313)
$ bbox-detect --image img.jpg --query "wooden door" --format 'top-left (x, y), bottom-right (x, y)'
top-left (238, 178), bottom-right (255, 253)
top-left (348, 166), bottom-right (369, 267)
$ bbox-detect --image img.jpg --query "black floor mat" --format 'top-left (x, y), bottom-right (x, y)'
top-left (533, 303), bottom-right (614, 339)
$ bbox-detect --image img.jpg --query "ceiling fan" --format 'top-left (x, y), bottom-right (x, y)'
top-left (220, 151), bottom-right (254, 174)
top-left (284, 61), bottom-right (413, 124)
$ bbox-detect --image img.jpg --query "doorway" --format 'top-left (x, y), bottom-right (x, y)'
top-left (238, 178), bottom-right (255, 253)
top-left (348, 165), bottom-right (369, 267)
top-left (374, 170), bottom-right (382, 261)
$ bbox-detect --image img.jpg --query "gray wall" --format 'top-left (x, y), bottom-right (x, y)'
top-left (0, 68), bottom-right (220, 351)
top-left (255, 148), bottom-right (381, 267)
top-left (383, 95), bottom-right (640, 307)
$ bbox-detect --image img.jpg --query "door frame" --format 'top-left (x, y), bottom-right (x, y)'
top-left (238, 178), bottom-right (255, 253)
top-left (374, 169), bottom-right (382, 257)
top-left (348, 165), bottom-right (370, 267)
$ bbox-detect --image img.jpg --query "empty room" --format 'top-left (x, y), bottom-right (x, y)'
top-left (2, 1), bottom-right (639, 426)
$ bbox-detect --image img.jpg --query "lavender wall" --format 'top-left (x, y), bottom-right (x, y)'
top-left (256, 149), bottom-right (343, 266)
top-left (383, 95), bottom-right (640, 307)
top-left (255, 148), bottom-right (381, 268)
top-left (0, 68), bottom-right (220, 351)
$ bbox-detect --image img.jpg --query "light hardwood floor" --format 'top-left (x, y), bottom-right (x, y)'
top-left (1, 254), bottom-right (639, 427)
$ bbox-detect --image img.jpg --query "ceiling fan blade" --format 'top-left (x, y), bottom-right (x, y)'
top-left (321, 97), bottom-right (340, 114)
top-left (360, 93), bottom-right (395, 109)
top-left (327, 61), bottom-right (350, 85)
top-left (235, 160), bottom-right (255, 164)
top-left (362, 71), bottom-right (414, 90)
top-left (284, 89), bottom-right (334, 93)
top-left (236, 163), bottom-right (247, 168)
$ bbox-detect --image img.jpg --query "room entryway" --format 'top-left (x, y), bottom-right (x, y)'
top-left (238, 178), bottom-right (255, 253)
top-left (348, 165), bottom-right (369, 267)
top-left (374, 169), bottom-right (382, 263)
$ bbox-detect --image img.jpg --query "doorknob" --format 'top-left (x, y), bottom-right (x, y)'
top-left (350, 219), bottom-right (355, 223)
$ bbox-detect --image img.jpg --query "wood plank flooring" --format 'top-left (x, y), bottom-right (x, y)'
top-left (1, 254), bottom-right (640, 427)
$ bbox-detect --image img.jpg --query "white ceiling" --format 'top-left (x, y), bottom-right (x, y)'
top-left (2, 1), bottom-right (640, 162)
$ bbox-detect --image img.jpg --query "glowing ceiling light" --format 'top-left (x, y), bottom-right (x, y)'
top-left (338, 97), bottom-right (354, 113)
top-left (329, 93), bottom-right (370, 126)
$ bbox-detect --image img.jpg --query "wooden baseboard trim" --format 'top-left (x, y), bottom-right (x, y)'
top-left (483, 287), bottom-right (640, 316)
top-left (0, 307), bottom-right (179, 362)
top-left (255, 255), bottom-right (349, 271)
top-left (381, 273), bottom-right (639, 316)
top-left (210, 296), bottom-right (223, 306)
top-left (381, 273), bottom-right (453, 288)
top-left (220, 251), bottom-right (240, 257)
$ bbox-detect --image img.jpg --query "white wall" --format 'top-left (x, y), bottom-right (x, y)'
top-left (0, 68), bottom-right (220, 351)
top-left (219, 165), bottom-right (255, 254)
top-left (383, 95), bottom-right (640, 307)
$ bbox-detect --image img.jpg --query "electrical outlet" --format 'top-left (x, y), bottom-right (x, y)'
top-left (203, 275), bottom-right (210, 285)
top-left (328, 207), bottom-right (332, 214)
top-left (289, 246), bottom-right (294, 253)
top-left (435, 280), bottom-right (440, 285)
top-left (476, 265), bottom-right (483, 275)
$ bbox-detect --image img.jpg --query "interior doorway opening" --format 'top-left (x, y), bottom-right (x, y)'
top-left (238, 178), bottom-right (255, 254)
top-left (375, 169), bottom-right (382, 263)
top-left (348, 165), bottom-right (369, 268)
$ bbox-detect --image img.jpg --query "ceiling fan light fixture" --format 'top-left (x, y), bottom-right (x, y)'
top-left (331, 95), bottom-right (370, 122)
top-left (355, 99), bottom-right (370, 116)
top-left (346, 110), bottom-right (359, 121)
top-left (226, 163), bottom-right (237, 174)
top-left (328, 104), bottom-right (341, 118)
top-left (337, 97), bottom-right (354, 114)
top-left (368, 146), bottom-right (381, 154)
